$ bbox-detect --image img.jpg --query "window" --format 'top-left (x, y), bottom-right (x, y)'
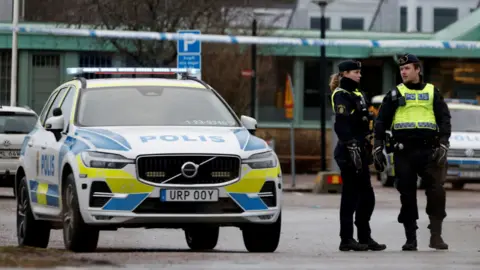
top-left (60, 87), bottom-right (77, 129)
top-left (341, 18), bottom-right (364, 30)
top-left (400, 6), bottom-right (423, 32)
top-left (310, 17), bottom-right (330, 30)
top-left (450, 108), bottom-right (480, 132)
top-left (303, 59), bottom-right (333, 121)
top-left (76, 86), bottom-right (240, 127)
top-left (434, 8), bottom-right (458, 32)
top-left (45, 87), bottom-right (70, 124)
top-left (257, 56), bottom-right (295, 122)
top-left (39, 89), bottom-right (62, 125)
top-left (0, 112), bottom-right (38, 134)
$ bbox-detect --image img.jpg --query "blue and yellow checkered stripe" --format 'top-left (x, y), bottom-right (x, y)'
top-left (29, 180), bottom-right (60, 207)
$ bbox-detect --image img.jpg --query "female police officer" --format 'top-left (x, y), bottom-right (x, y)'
top-left (330, 60), bottom-right (386, 251)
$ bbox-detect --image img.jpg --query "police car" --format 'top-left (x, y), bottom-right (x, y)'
top-left (375, 97), bottom-right (480, 189)
top-left (15, 67), bottom-right (282, 253)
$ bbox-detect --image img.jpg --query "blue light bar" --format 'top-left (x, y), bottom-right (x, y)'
top-left (444, 98), bottom-right (478, 105)
top-left (66, 67), bottom-right (200, 76)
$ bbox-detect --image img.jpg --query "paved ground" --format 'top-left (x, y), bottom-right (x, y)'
top-left (0, 177), bottom-right (480, 269)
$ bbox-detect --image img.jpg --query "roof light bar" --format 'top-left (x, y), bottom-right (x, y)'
top-left (66, 67), bottom-right (200, 76)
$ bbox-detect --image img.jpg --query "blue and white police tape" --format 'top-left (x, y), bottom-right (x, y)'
top-left (2, 24), bottom-right (480, 50)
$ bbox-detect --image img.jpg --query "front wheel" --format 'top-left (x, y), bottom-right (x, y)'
top-left (242, 213), bottom-right (281, 252)
top-left (184, 225), bottom-right (219, 250)
top-left (17, 176), bottom-right (51, 248)
top-left (62, 173), bottom-right (99, 252)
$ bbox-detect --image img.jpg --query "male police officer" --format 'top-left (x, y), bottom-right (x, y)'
top-left (373, 54), bottom-right (451, 251)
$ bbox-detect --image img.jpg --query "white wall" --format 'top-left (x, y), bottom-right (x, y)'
top-left (290, 0), bottom-right (479, 32)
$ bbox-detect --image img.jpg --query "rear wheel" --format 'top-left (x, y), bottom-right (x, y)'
top-left (17, 176), bottom-right (51, 248)
top-left (184, 225), bottom-right (219, 251)
top-left (62, 173), bottom-right (99, 252)
top-left (380, 172), bottom-right (395, 187)
top-left (242, 213), bottom-right (281, 252)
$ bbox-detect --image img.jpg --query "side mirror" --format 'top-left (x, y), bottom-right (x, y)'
top-left (52, 107), bottom-right (62, 117)
top-left (241, 115), bottom-right (257, 135)
top-left (45, 115), bottom-right (64, 133)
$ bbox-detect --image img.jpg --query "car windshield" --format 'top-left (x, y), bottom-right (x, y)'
top-left (0, 112), bottom-right (37, 134)
top-left (75, 86), bottom-right (240, 127)
top-left (450, 108), bottom-right (480, 132)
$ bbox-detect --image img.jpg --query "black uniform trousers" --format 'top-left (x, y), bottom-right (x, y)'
top-left (334, 143), bottom-right (375, 242)
top-left (393, 142), bottom-right (447, 224)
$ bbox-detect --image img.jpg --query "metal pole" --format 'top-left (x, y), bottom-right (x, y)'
top-left (250, 18), bottom-right (257, 118)
top-left (10, 0), bottom-right (19, 107)
top-left (319, 3), bottom-right (327, 171)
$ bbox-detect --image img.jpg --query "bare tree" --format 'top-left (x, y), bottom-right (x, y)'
top-left (24, 0), bottom-right (292, 115)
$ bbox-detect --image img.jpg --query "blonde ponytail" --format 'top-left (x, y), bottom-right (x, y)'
top-left (329, 73), bottom-right (341, 92)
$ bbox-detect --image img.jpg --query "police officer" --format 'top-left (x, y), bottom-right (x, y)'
top-left (330, 60), bottom-right (387, 252)
top-left (373, 53), bottom-right (451, 251)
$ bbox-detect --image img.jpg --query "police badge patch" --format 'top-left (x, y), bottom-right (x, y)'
top-left (336, 104), bottom-right (346, 114)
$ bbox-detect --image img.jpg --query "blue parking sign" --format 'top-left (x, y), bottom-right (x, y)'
top-left (177, 30), bottom-right (201, 54)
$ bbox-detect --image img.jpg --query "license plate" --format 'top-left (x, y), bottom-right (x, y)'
top-left (459, 171), bottom-right (480, 178)
top-left (160, 189), bottom-right (219, 202)
top-left (0, 150), bottom-right (20, 159)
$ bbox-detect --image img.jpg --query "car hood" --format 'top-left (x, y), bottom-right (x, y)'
top-left (72, 126), bottom-right (270, 158)
top-left (449, 132), bottom-right (480, 149)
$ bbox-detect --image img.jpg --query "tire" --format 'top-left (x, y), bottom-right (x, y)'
top-left (17, 176), bottom-right (51, 248)
top-left (62, 173), bottom-right (99, 252)
top-left (184, 225), bottom-right (219, 251)
top-left (380, 172), bottom-right (395, 187)
top-left (451, 182), bottom-right (465, 190)
top-left (242, 213), bottom-right (281, 253)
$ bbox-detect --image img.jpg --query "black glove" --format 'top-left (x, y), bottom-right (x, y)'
top-left (373, 140), bottom-right (387, 172)
top-left (346, 142), bottom-right (362, 171)
top-left (432, 143), bottom-right (448, 166)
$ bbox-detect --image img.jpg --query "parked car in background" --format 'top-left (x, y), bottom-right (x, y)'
top-left (0, 105), bottom-right (38, 195)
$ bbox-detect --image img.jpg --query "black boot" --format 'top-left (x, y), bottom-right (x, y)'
top-left (428, 218), bottom-right (448, 250)
top-left (339, 238), bottom-right (369, 251)
top-left (360, 237), bottom-right (387, 251)
top-left (402, 222), bottom-right (418, 251)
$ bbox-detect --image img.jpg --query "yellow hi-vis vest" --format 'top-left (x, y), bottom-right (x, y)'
top-left (391, 83), bottom-right (437, 130)
top-left (331, 87), bottom-right (364, 114)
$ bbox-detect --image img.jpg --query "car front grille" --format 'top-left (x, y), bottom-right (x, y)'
top-left (448, 149), bottom-right (480, 158)
top-left (136, 155), bottom-right (241, 186)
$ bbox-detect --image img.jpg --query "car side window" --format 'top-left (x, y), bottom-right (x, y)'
top-left (39, 90), bottom-right (60, 125)
top-left (43, 86), bottom-right (70, 126)
top-left (59, 87), bottom-right (77, 129)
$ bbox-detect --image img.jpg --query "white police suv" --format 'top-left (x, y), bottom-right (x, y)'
top-left (16, 68), bottom-right (282, 253)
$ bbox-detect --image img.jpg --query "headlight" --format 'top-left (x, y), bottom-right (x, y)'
top-left (80, 151), bottom-right (133, 169)
top-left (243, 150), bottom-right (278, 169)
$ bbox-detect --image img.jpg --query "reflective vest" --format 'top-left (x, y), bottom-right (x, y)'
top-left (391, 83), bottom-right (437, 130)
top-left (331, 87), bottom-right (365, 115)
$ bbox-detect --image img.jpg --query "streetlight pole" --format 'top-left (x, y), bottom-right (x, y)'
top-left (250, 18), bottom-right (257, 118)
top-left (313, 0), bottom-right (329, 171)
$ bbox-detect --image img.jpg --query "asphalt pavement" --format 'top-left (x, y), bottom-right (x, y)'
top-left (0, 177), bottom-right (480, 269)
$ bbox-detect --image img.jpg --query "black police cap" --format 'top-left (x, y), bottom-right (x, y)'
top-left (338, 60), bottom-right (361, 72)
top-left (398, 53), bottom-right (420, 66)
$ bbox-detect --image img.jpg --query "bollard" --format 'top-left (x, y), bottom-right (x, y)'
top-left (313, 171), bottom-right (343, 194)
